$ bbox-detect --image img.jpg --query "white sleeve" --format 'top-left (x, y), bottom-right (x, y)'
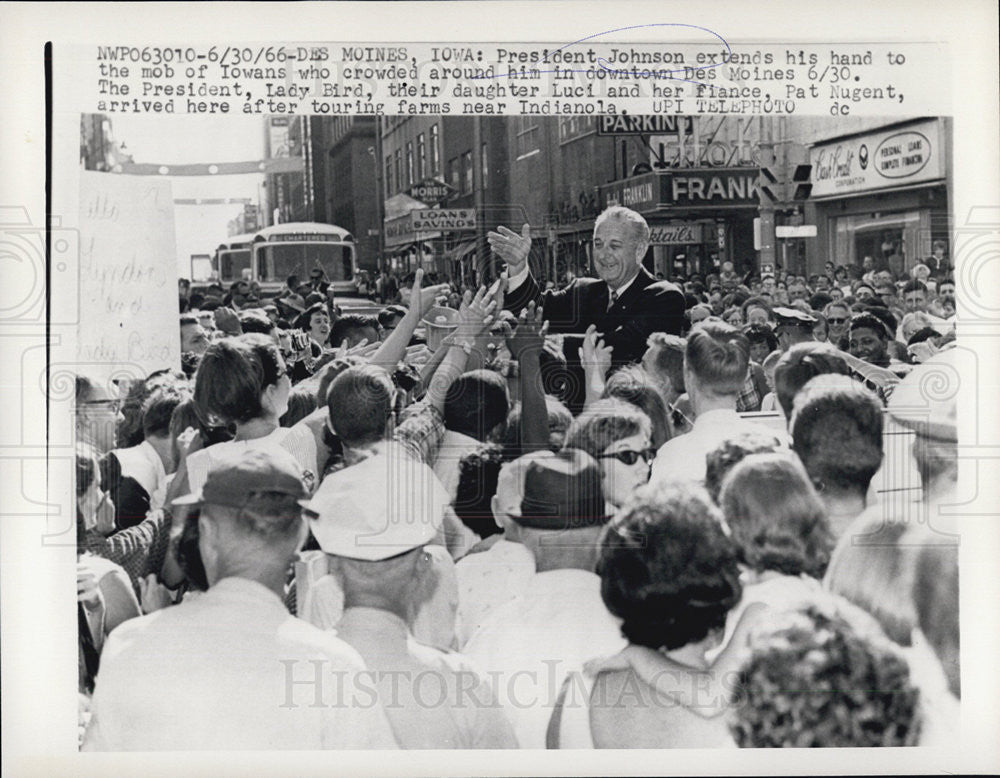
top-left (506, 264), bottom-right (531, 293)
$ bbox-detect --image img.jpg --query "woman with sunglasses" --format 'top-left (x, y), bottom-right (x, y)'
top-left (562, 399), bottom-right (653, 509)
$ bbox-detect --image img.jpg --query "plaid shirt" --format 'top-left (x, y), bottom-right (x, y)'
top-left (736, 364), bottom-right (763, 413)
top-left (82, 509), bottom-right (170, 593)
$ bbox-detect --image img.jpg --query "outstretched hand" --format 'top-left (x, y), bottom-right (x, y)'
top-left (486, 224), bottom-right (531, 276)
top-left (506, 301), bottom-right (549, 360)
top-left (407, 267), bottom-right (451, 319)
top-left (578, 323), bottom-right (613, 378)
top-left (454, 281), bottom-right (500, 341)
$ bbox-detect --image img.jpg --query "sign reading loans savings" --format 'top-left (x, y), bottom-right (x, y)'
top-left (809, 119), bottom-right (943, 198)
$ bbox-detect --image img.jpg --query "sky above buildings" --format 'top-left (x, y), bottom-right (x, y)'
top-left (107, 116), bottom-right (267, 278)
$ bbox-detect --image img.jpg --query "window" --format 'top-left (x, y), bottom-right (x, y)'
top-left (430, 124), bottom-right (441, 176)
top-left (385, 156), bottom-right (393, 195)
top-left (416, 133), bottom-right (427, 180)
top-left (558, 116), bottom-right (596, 144)
top-left (393, 149), bottom-right (402, 194)
top-left (405, 141), bottom-right (414, 188)
top-left (462, 151), bottom-right (473, 194)
top-left (516, 117), bottom-right (540, 159)
top-left (448, 157), bottom-right (460, 192)
top-left (481, 142), bottom-right (488, 189)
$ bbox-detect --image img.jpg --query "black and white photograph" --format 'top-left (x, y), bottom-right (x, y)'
top-left (2, 3), bottom-right (999, 776)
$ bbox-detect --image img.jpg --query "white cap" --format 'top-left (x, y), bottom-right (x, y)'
top-left (301, 447), bottom-right (448, 560)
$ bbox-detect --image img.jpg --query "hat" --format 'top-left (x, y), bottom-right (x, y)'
top-left (773, 306), bottom-right (817, 329)
top-left (511, 448), bottom-right (612, 530)
top-left (301, 448), bottom-right (448, 560)
top-left (278, 294), bottom-right (306, 314)
top-left (172, 448), bottom-right (308, 507)
top-left (887, 345), bottom-right (959, 442)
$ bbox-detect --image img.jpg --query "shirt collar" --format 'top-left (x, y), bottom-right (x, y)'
top-left (608, 270), bottom-right (641, 298)
top-left (692, 408), bottom-right (741, 427)
top-left (208, 577), bottom-right (288, 611)
top-left (337, 606), bottom-right (409, 642)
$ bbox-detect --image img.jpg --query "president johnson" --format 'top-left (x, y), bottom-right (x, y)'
top-left (488, 205), bottom-right (685, 365)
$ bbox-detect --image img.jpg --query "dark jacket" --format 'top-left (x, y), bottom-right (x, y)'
top-left (504, 266), bottom-right (685, 364)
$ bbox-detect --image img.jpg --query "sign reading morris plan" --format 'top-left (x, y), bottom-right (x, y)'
top-left (78, 171), bottom-right (180, 381)
top-left (809, 118), bottom-right (944, 198)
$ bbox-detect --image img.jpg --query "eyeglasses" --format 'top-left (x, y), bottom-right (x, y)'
top-left (827, 317), bottom-right (849, 325)
top-left (597, 448), bottom-right (656, 466)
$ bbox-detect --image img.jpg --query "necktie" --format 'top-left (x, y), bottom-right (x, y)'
top-left (607, 289), bottom-right (618, 311)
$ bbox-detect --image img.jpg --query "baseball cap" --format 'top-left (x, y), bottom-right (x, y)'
top-left (887, 345), bottom-right (959, 442)
top-left (301, 448), bottom-right (448, 560)
top-left (172, 447), bottom-right (308, 508)
top-left (773, 306), bottom-right (817, 329)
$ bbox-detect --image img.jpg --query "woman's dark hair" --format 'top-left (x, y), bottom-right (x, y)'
top-left (377, 304), bottom-right (407, 329)
top-left (443, 370), bottom-right (510, 442)
top-left (603, 365), bottom-right (672, 449)
top-left (598, 482), bottom-right (742, 651)
top-left (293, 302), bottom-right (330, 333)
top-left (719, 452), bottom-right (833, 579)
top-left (193, 335), bottom-right (282, 426)
top-left (729, 607), bottom-right (920, 747)
top-left (742, 323), bottom-right (778, 354)
top-left (453, 443), bottom-right (505, 540)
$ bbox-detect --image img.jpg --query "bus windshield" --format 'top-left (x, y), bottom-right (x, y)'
top-left (257, 242), bottom-right (354, 283)
top-left (218, 249), bottom-right (251, 282)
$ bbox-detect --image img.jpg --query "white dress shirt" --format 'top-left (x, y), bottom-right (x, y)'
top-left (335, 606), bottom-right (517, 749)
top-left (650, 408), bottom-right (782, 486)
top-left (454, 538), bottom-right (536, 648)
top-left (83, 577), bottom-right (396, 750)
top-left (463, 568), bottom-right (626, 748)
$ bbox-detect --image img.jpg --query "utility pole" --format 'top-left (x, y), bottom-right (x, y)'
top-left (372, 116), bottom-right (386, 273)
top-left (757, 116), bottom-right (778, 273)
top-left (472, 116), bottom-right (487, 284)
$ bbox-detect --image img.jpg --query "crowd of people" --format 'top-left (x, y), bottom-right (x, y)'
top-left (75, 205), bottom-right (960, 751)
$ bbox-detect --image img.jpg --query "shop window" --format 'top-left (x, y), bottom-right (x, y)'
top-left (430, 124), bottom-right (441, 176)
top-left (417, 133), bottom-right (427, 180)
top-left (462, 150), bottom-right (473, 194)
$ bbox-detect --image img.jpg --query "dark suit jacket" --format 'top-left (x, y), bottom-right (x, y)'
top-left (504, 267), bottom-right (685, 364)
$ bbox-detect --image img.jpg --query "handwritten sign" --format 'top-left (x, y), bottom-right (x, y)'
top-left (78, 171), bottom-right (180, 381)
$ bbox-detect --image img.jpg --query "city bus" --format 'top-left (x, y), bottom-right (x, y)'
top-left (200, 222), bottom-right (358, 298)
top-left (250, 222), bottom-right (357, 296)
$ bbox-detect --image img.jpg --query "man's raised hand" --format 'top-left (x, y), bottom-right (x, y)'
top-left (487, 223), bottom-right (531, 276)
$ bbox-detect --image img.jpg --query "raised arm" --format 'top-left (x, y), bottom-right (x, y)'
top-left (506, 302), bottom-right (550, 453)
top-left (578, 323), bottom-right (613, 409)
top-left (368, 268), bottom-right (449, 372)
top-left (425, 283), bottom-right (499, 414)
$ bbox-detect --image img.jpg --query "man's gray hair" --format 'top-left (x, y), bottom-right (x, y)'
top-left (595, 206), bottom-right (651, 252)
